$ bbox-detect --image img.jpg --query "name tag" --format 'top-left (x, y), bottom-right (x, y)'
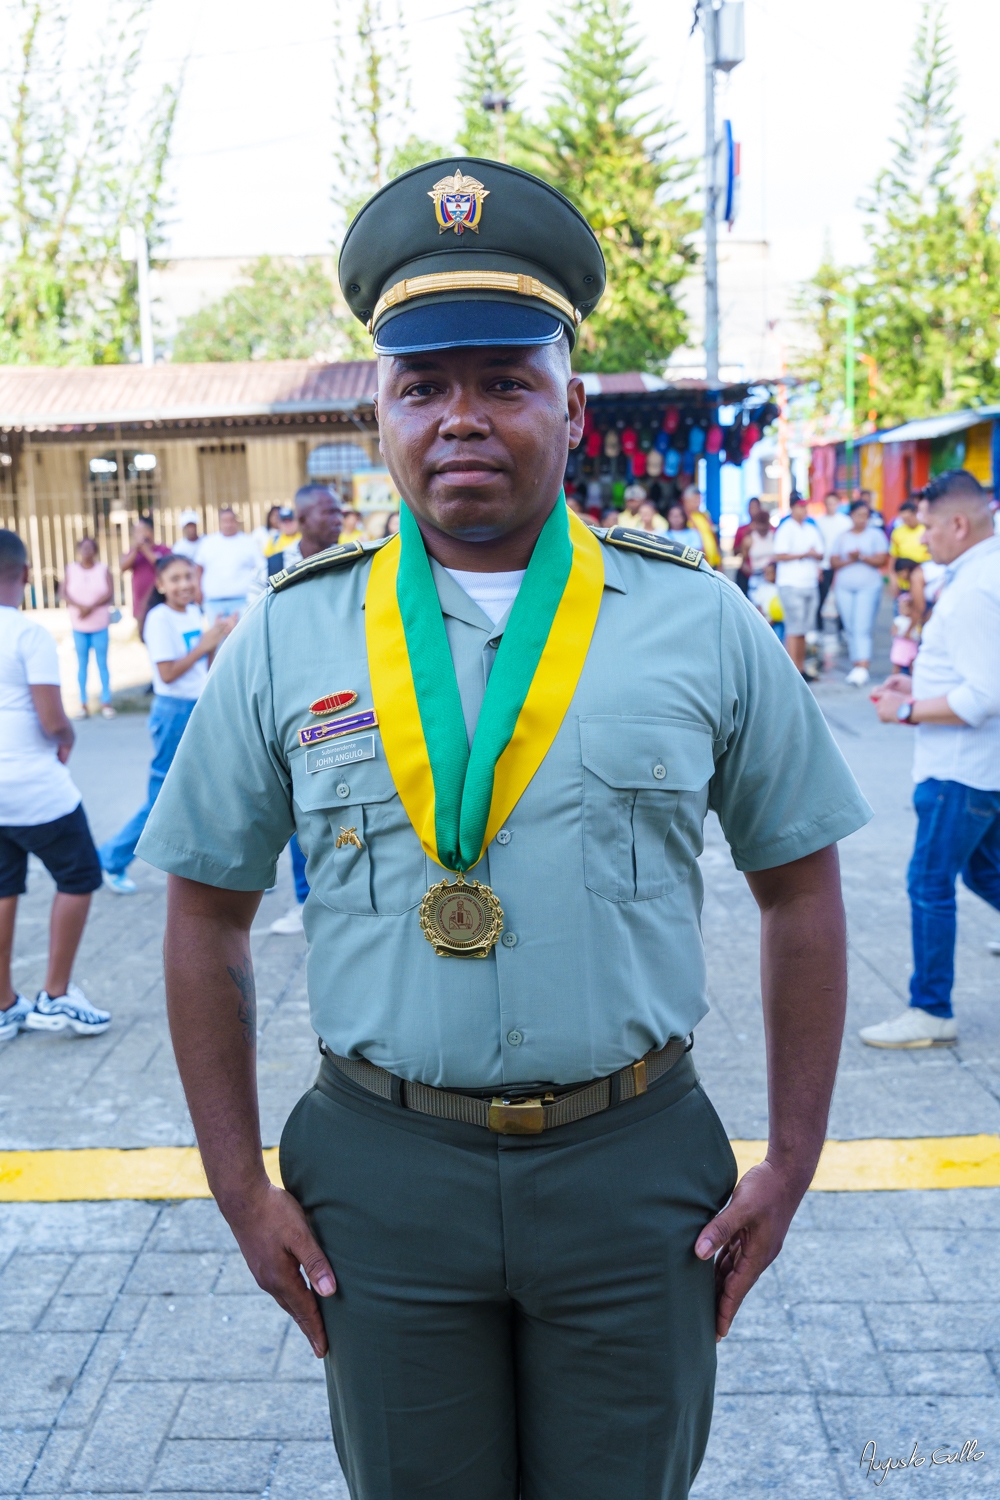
top-left (305, 734), bottom-right (376, 774)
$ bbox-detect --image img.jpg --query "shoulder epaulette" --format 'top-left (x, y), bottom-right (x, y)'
top-left (592, 525), bottom-right (705, 570)
top-left (269, 536), bottom-right (390, 593)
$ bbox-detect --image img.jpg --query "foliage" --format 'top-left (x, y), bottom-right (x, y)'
top-left (172, 256), bottom-right (366, 363)
top-left (456, 0), bottom-right (536, 168)
top-left (536, 0), bottom-right (697, 373)
top-left (0, 0), bottom-right (180, 365)
top-left (796, 1), bottom-right (1000, 428)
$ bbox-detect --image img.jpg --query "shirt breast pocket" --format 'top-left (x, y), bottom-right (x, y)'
top-left (290, 747), bottom-right (424, 916)
top-left (580, 716), bottom-right (715, 902)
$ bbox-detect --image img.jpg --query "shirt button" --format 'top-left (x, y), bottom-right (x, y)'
top-left (495, 829), bottom-right (512, 845)
top-left (501, 931), bottom-right (518, 947)
top-left (506, 1029), bottom-right (523, 1046)
top-left (652, 764), bottom-right (667, 780)
top-left (336, 782), bottom-right (350, 798)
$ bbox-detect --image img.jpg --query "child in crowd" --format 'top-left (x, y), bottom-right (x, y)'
top-left (889, 594), bottom-right (921, 675)
top-left (752, 561), bottom-right (785, 642)
top-left (99, 555), bottom-right (234, 894)
top-left (0, 530), bottom-right (110, 1041)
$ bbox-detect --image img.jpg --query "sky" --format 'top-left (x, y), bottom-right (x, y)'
top-left (13, 0), bottom-right (1000, 305)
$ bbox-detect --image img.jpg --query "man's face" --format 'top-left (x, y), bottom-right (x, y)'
top-left (824, 493), bottom-right (840, 514)
top-left (182, 523), bottom-right (198, 541)
top-left (899, 507), bottom-right (918, 529)
top-left (917, 499), bottom-right (975, 564)
top-left (682, 489), bottom-right (700, 517)
top-left (280, 514), bottom-right (299, 535)
top-left (299, 495), bottom-right (343, 551)
top-left (219, 510), bottom-right (238, 536)
top-left (133, 523), bottom-right (153, 546)
top-left (790, 501), bottom-right (808, 523)
top-left (748, 499), bottom-right (761, 519)
top-left (374, 344), bottom-right (585, 545)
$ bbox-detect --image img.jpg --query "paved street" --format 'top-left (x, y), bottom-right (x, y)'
top-left (2, 606), bottom-right (999, 1497)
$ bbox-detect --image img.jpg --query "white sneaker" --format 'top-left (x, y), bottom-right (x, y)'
top-left (845, 666), bottom-right (870, 687)
top-left (0, 993), bottom-right (35, 1041)
top-left (269, 905), bottom-right (305, 935)
top-left (859, 1008), bottom-right (957, 1049)
top-left (103, 870), bottom-right (137, 895)
top-left (25, 983), bottom-right (112, 1036)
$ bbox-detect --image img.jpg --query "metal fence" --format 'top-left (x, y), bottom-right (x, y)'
top-left (0, 501), bottom-right (276, 612)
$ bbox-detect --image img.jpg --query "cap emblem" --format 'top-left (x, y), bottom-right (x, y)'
top-left (428, 171), bottom-right (489, 235)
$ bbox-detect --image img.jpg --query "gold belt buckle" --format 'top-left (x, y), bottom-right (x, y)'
top-left (488, 1096), bottom-right (545, 1135)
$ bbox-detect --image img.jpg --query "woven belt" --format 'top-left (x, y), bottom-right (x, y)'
top-left (325, 1036), bottom-right (690, 1135)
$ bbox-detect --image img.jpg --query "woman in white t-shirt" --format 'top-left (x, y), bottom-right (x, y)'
top-left (97, 555), bottom-right (235, 893)
top-left (831, 500), bottom-right (889, 686)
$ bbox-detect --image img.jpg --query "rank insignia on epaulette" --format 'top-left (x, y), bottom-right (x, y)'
top-left (603, 527), bottom-right (704, 569)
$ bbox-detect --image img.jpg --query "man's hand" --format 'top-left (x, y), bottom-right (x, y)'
top-left (30, 683), bottom-right (74, 762)
top-left (697, 845), bottom-right (847, 1339)
top-left (870, 673), bottom-right (912, 700)
top-left (696, 1160), bottom-right (806, 1339)
top-left (224, 1182), bottom-right (336, 1357)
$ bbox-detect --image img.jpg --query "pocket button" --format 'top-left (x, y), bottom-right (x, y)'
top-left (506, 1029), bottom-right (523, 1046)
top-left (501, 931), bottom-right (518, 947)
top-left (652, 763), bottom-right (667, 780)
top-left (336, 782), bottom-right (351, 798)
top-left (495, 828), bottom-right (512, 845)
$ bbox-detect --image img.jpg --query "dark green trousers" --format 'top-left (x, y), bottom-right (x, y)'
top-left (279, 1050), bottom-right (737, 1500)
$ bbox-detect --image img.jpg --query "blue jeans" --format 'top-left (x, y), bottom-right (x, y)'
top-left (98, 695), bottom-right (196, 875)
top-left (73, 628), bottom-right (111, 706)
top-left (290, 834), bottom-right (309, 904)
top-left (908, 779), bottom-right (1000, 1017)
top-left (834, 576), bottom-right (883, 662)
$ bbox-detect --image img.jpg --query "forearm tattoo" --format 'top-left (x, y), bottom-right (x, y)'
top-left (227, 957), bottom-right (257, 1045)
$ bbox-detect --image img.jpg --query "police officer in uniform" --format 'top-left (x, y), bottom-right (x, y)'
top-left (139, 160), bottom-right (871, 1499)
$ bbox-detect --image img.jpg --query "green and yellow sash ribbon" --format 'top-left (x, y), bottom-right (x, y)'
top-left (366, 496), bottom-right (604, 872)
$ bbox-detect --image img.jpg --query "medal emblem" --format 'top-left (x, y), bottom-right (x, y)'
top-left (298, 709), bottom-right (378, 748)
top-left (309, 691), bottom-right (358, 716)
top-left (419, 873), bottom-right (504, 958)
top-left (428, 171), bottom-right (489, 235)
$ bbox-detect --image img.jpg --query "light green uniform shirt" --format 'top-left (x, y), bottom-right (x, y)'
top-left (137, 540), bottom-right (871, 1089)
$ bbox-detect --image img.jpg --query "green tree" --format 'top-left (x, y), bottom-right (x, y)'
top-left (0, 0), bottom-right (180, 365)
top-left (797, 1), bottom-right (1000, 427)
top-left (456, 0), bottom-right (535, 168)
top-left (171, 256), bottom-right (363, 363)
top-left (536, 0), bottom-right (697, 373)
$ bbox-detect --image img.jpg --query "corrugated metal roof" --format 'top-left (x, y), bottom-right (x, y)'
top-left (0, 360), bottom-right (378, 431)
top-left (879, 406), bottom-right (1000, 444)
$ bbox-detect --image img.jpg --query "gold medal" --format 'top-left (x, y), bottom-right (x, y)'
top-left (419, 873), bottom-right (504, 959)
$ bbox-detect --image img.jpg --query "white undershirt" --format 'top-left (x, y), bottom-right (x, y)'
top-left (444, 568), bottom-right (526, 626)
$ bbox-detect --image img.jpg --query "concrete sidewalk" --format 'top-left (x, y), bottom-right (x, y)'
top-left (2, 604), bottom-right (999, 1497)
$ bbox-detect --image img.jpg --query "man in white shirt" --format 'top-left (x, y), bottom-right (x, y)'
top-left (193, 507), bottom-right (265, 622)
top-left (865, 470), bottom-right (1000, 1047)
top-left (0, 530), bottom-right (111, 1041)
top-left (772, 494), bottom-right (824, 675)
top-left (172, 509), bottom-right (201, 561)
top-left (815, 490), bottom-right (851, 617)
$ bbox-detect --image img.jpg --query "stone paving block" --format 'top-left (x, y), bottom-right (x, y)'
top-left (275, 1323), bottom-right (327, 1381)
top-left (55, 1332), bottom-right (128, 1429)
top-left (103, 1294), bottom-right (148, 1332)
top-left (893, 1187), bottom-right (1000, 1231)
top-left (0, 1252), bottom-right (74, 1331)
top-left (789, 1303), bottom-right (890, 1395)
top-left (714, 1337), bottom-right (810, 1394)
top-left (117, 1294), bottom-right (287, 1381)
top-left (148, 1439), bottom-right (277, 1491)
top-left (212, 1251), bottom-right (260, 1295)
top-left (720, 1293), bottom-right (790, 1343)
top-left (38, 1293), bottom-right (117, 1333)
top-left (0, 1333), bottom-right (95, 1424)
top-left (828, 1060), bottom-right (997, 1139)
top-left (68, 1380), bottom-right (186, 1491)
top-left (819, 1395), bottom-right (999, 1499)
top-left (23, 1427), bottom-right (84, 1494)
top-left (884, 1350), bottom-right (999, 1397)
top-left (690, 1395), bottom-right (835, 1498)
top-left (171, 1379), bottom-right (330, 1440)
top-left (146, 1200), bottom-right (239, 1254)
top-left (804, 1190), bottom-right (903, 1232)
top-left (910, 1230), bottom-right (999, 1302)
top-left (776, 1228), bottom-right (934, 1303)
top-left (7, 1200), bottom-right (158, 1253)
top-left (123, 1250), bottom-right (226, 1296)
top-left (0, 1430), bottom-right (47, 1493)
top-left (865, 1303), bottom-right (1000, 1354)
top-left (58, 1252), bottom-right (136, 1298)
top-left (268, 1439), bottom-right (350, 1499)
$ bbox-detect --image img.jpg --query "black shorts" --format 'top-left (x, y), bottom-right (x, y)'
top-left (0, 803), bottom-right (103, 899)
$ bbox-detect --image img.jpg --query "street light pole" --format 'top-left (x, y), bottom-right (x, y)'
top-left (481, 91), bottom-right (510, 165)
top-left (834, 291), bottom-right (856, 495)
top-left (119, 223), bottom-right (154, 367)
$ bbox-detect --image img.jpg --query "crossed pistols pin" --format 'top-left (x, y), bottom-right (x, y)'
top-left (336, 826), bottom-right (363, 850)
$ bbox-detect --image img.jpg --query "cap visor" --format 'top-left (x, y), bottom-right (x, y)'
top-left (374, 300), bottom-right (564, 354)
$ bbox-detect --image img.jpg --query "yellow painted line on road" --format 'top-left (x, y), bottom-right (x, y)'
top-left (2, 1137), bottom-right (1000, 1202)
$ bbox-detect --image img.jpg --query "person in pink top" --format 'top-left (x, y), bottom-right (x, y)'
top-left (62, 537), bottom-right (115, 720)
